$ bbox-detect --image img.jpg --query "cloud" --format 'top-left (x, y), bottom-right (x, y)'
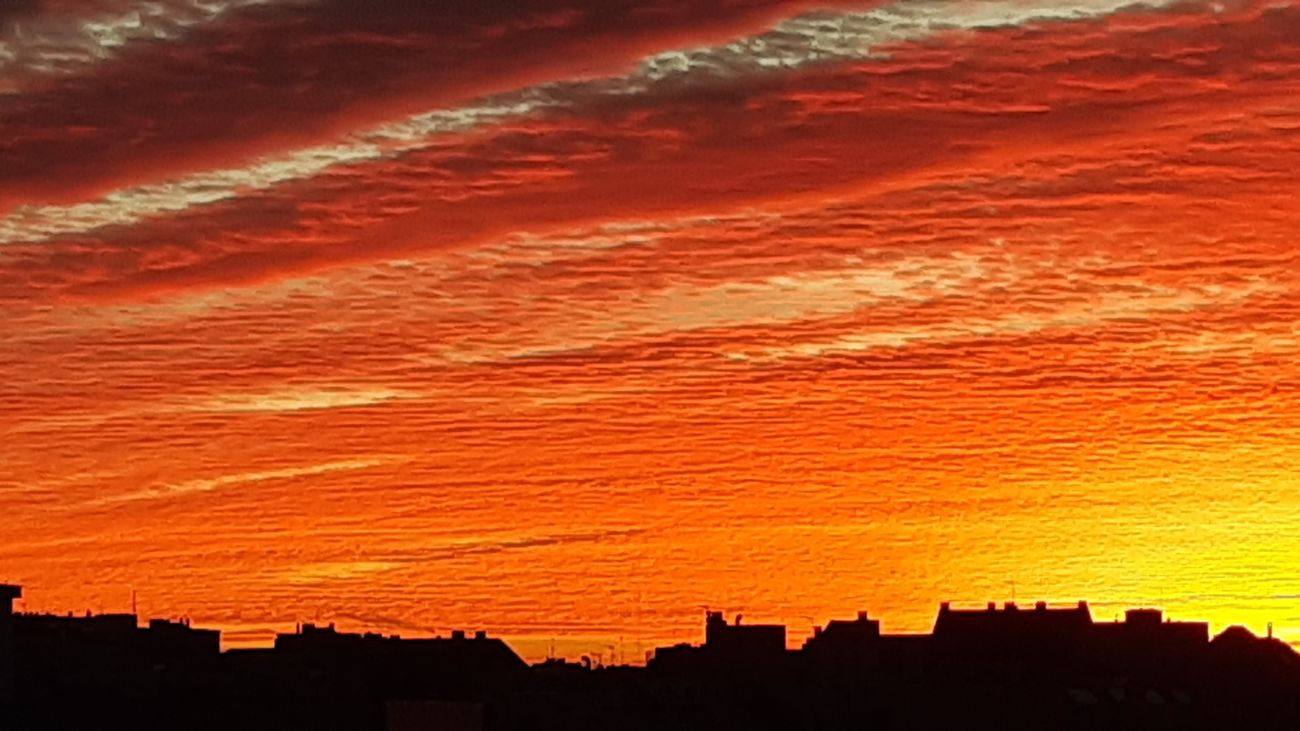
top-left (0, 0), bottom-right (41, 25)
top-left (189, 387), bottom-right (415, 413)
top-left (1, 0), bottom-right (1282, 303)
top-left (83, 457), bottom-right (401, 506)
top-left (275, 527), bottom-right (649, 586)
top-left (0, 1), bottom-right (279, 85)
top-left (0, 0), bottom-right (890, 209)
top-left (1, 0), bottom-right (1196, 251)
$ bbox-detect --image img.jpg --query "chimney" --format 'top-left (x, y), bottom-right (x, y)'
top-left (474, 630), bottom-right (486, 640)
top-left (452, 630), bottom-right (466, 641)
top-left (857, 610), bottom-right (869, 621)
top-left (1035, 601), bottom-right (1047, 611)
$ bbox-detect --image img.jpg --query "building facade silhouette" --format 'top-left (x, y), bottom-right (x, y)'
top-left (2, 584), bottom-right (1298, 730)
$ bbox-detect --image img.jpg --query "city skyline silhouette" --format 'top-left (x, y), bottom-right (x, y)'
top-left (5, 581), bottom-right (1300, 729)
top-left (4, 580), bottom-right (1298, 664)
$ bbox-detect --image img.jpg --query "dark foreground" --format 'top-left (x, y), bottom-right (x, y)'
top-left (3, 584), bottom-right (1298, 730)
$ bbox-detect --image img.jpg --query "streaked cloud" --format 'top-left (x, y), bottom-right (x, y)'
top-left (191, 387), bottom-right (416, 413)
top-left (0, 1), bottom-right (283, 85)
top-left (86, 457), bottom-right (401, 506)
top-left (0, 0), bottom-right (1182, 245)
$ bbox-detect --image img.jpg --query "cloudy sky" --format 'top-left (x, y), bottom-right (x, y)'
top-left (2, 0), bottom-right (1298, 656)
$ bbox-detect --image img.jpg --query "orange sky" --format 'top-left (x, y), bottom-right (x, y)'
top-left (2, 0), bottom-right (1299, 660)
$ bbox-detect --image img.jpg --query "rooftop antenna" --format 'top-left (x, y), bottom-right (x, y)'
top-left (131, 590), bottom-right (137, 617)
top-left (1268, 622), bottom-right (1274, 640)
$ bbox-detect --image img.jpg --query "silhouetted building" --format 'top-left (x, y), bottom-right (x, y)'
top-left (13, 610), bottom-right (221, 711)
top-left (804, 611), bottom-right (881, 652)
top-left (1091, 607), bottom-right (1210, 679)
top-left (15, 611), bottom-right (220, 671)
top-left (931, 600), bottom-right (1094, 679)
top-left (650, 611), bottom-right (788, 674)
top-left (272, 621), bottom-right (529, 699)
top-left (703, 611), bottom-right (785, 657)
top-left (1, 584), bottom-right (19, 705)
top-left (5, 582), bottom-right (1300, 730)
top-left (802, 610), bottom-right (882, 675)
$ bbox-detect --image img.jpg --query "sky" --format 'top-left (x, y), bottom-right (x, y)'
top-left (2, 0), bottom-right (1299, 660)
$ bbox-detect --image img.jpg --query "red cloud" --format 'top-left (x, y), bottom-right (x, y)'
top-left (6, 0), bottom-right (1293, 304)
top-left (0, 0), bottom-right (877, 211)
